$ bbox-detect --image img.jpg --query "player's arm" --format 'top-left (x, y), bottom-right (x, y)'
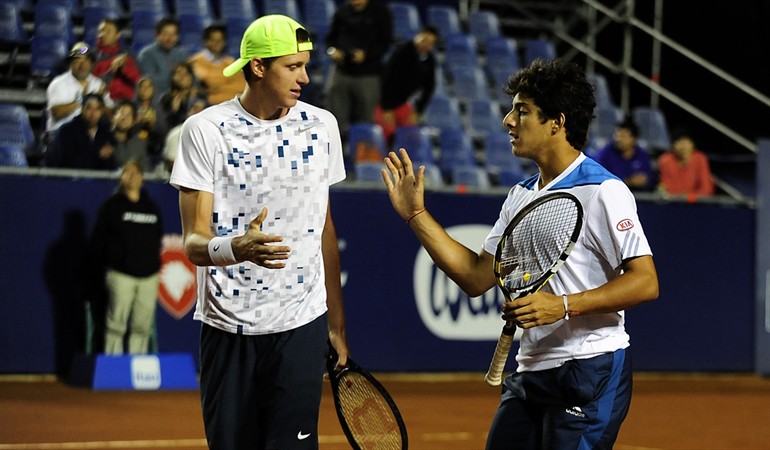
top-left (382, 149), bottom-right (497, 297)
top-left (506, 255), bottom-right (658, 328)
top-left (322, 199), bottom-right (349, 367)
top-left (178, 187), bottom-right (291, 268)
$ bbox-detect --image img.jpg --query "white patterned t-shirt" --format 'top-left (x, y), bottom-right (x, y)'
top-left (170, 99), bottom-right (345, 335)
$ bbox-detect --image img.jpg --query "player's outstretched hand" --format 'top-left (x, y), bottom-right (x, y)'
top-left (382, 148), bottom-right (426, 222)
top-left (233, 207), bottom-right (291, 268)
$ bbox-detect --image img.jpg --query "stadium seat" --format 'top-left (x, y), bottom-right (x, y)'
top-left (128, 0), bottom-right (169, 15)
top-left (489, 65), bottom-right (513, 110)
top-left (442, 33), bottom-right (478, 76)
top-left (32, 3), bottom-right (74, 43)
top-left (29, 35), bottom-right (70, 79)
top-left (426, 5), bottom-right (461, 39)
top-left (589, 106), bottom-right (624, 150)
top-left (173, 0), bottom-right (213, 16)
top-left (524, 38), bottom-right (556, 65)
top-left (388, 1), bottom-right (421, 42)
top-left (483, 131), bottom-right (525, 181)
top-left (422, 93), bottom-right (462, 135)
top-left (438, 128), bottom-right (475, 178)
top-left (131, 10), bottom-right (163, 54)
top-left (467, 98), bottom-right (504, 139)
top-left (36, 0), bottom-right (81, 17)
top-left (178, 13), bottom-right (212, 54)
top-left (348, 122), bottom-right (387, 163)
top-left (586, 72), bottom-right (616, 110)
top-left (467, 10), bottom-right (500, 49)
top-left (484, 36), bottom-right (520, 78)
top-left (451, 164), bottom-right (491, 188)
top-left (632, 106), bottom-right (672, 152)
top-left (224, 17), bottom-right (251, 58)
top-left (0, 2), bottom-right (27, 45)
top-left (0, 104), bottom-right (36, 152)
top-left (218, 0), bottom-right (257, 20)
top-left (354, 161), bottom-right (386, 183)
top-left (448, 66), bottom-right (489, 104)
top-left (302, 0), bottom-right (335, 37)
top-left (262, 0), bottom-right (302, 21)
top-left (0, 143), bottom-right (29, 167)
top-left (392, 125), bottom-right (435, 165)
top-left (82, 0), bottom-right (124, 16)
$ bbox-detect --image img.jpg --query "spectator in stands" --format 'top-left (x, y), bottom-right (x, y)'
top-left (325, 0), bottom-right (393, 141)
top-left (375, 25), bottom-right (439, 146)
top-left (89, 160), bottom-right (163, 355)
top-left (161, 96), bottom-right (207, 173)
top-left (134, 77), bottom-right (164, 158)
top-left (136, 17), bottom-right (188, 97)
top-left (657, 129), bottom-right (715, 197)
top-left (111, 100), bottom-right (149, 171)
top-left (188, 25), bottom-right (246, 105)
top-left (45, 42), bottom-right (112, 144)
top-left (45, 93), bottom-right (116, 170)
top-left (593, 116), bottom-right (655, 191)
top-left (92, 18), bottom-right (142, 102)
top-left (156, 62), bottom-right (204, 137)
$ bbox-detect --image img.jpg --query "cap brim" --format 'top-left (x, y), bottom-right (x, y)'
top-left (223, 58), bottom-right (250, 78)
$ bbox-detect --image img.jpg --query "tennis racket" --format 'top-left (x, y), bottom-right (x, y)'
top-left (484, 192), bottom-right (583, 386)
top-left (326, 342), bottom-right (408, 450)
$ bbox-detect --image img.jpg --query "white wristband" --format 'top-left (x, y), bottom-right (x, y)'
top-left (562, 294), bottom-right (570, 320)
top-left (208, 236), bottom-right (237, 266)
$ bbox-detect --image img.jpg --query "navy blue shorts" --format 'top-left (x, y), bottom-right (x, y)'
top-left (485, 348), bottom-right (633, 450)
top-left (199, 314), bottom-right (328, 450)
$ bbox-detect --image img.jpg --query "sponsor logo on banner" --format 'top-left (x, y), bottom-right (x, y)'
top-left (131, 355), bottom-right (161, 390)
top-left (413, 225), bottom-right (523, 341)
top-left (158, 234), bottom-right (197, 319)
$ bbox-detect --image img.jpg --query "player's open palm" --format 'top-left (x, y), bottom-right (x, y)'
top-left (234, 207), bottom-right (291, 269)
top-left (382, 148), bottom-right (426, 221)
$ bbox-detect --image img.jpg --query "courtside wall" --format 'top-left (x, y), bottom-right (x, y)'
top-left (0, 174), bottom-right (755, 374)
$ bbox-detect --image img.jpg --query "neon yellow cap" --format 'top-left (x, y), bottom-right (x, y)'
top-left (222, 15), bottom-right (313, 77)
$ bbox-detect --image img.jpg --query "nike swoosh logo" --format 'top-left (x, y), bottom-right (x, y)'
top-left (213, 244), bottom-right (221, 252)
top-left (297, 431), bottom-right (311, 440)
top-left (298, 125), bottom-right (313, 133)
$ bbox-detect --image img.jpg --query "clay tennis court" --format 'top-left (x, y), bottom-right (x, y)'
top-left (1, 372), bottom-right (769, 449)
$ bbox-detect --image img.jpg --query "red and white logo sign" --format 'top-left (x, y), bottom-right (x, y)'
top-left (616, 219), bottom-right (635, 231)
top-left (158, 234), bottom-right (197, 319)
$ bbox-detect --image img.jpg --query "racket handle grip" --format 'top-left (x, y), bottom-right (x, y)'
top-left (484, 324), bottom-right (515, 386)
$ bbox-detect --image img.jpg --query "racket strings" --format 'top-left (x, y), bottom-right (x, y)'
top-left (336, 372), bottom-right (402, 449)
top-left (499, 198), bottom-right (580, 291)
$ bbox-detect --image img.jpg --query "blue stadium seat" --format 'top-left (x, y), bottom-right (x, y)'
top-left (173, 0), bottom-right (213, 16)
top-left (589, 106), bottom-right (624, 150)
top-left (262, 0), bottom-right (302, 21)
top-left (348, 122), bottom-right (387, 163)
top-left (448, 65), bottom-right (488, 104)
top-left (451, 164), bottom-right (490, 188)
top-left (29, 35), bottom-right (70, 78)
top-left (178, 13), bottom-right (212, 54)
top-left (128, 0), bottom-right (169, 15)
top-left (302, 0), bottom-right (335, 38)
top-left (483, 131), bottom-right (526, 181)
top-left (467, 98), bottom-right (504, 139)
top-left (467, 10), bottom-right (500, 49)
top-left (36, 0), bottom-right (81, 17)
top-left (388, 1), bottom-right (421, 42)
top-left (422, 93), bottom-right (462, 135)
top-left (0, 143), bottom-right (28, 167)
top-left (82, 0), bottom-right (124, 16)
top-left (0, 104), bottom-right (36, 153)
top-left (392, 125), bottom-right (435, 165)
top-left (224, 16), bottom-right (251, 57)
top-left (524, 38), bottom-right (556, 65)
top-left (484, 36), bottom-right (520, 77)
top-left (0, 2), bottom-right (27, 44)
top-left (131, 10), bottom-right (163, 54)
top-left (489, 65), bottom-right (513, 110)
top-left (218, 0), bottom-right (257, 20)
top-left (438, 128), bottom-right (475, 178)
top-left (33, 3), bottom-right (74, 43)
top-left (354, 161), bottom-right (386, 183)
top-left (442, 33), bottom-right (478, 75)
top-left (426, 5), bottom-right (460, 38)
top-left (632, 106), bottom-right (672, 151)
top-left (586, 72), bottom-right (616, 110)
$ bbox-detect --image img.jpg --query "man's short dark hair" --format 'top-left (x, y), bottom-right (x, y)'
top-left (155, 17), bottom-right (179, 35)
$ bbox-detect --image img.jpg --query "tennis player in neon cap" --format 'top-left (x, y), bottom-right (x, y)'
top-left (169, 14), bottom-right (350, 449)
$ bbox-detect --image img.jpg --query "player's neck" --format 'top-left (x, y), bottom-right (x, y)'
top-left (238, 89), bottom-right (290, 120)
top-left (537, 148), bottom-right (580, 188)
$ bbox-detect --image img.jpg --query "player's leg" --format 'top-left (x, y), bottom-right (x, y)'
top-left (485, 372), bottom-right (542, 450)
top-left (351, 75), bottom-right (380, 124)
top-left (103, 269), bottom-right (134, 354)
top-left (263, 314), bottom-right (328, 450)
top-left (127, 273), bottom-right (159, 354)
top-left (546, 348), bottom-right (632, 450)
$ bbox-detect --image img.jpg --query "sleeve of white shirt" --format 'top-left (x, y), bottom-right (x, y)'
top-left (585, 179), bottom-right (652, 270)
top-left (169, 114), bottom-right (217, 193)
top-left (318, 108), bottom-right (346, 185)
